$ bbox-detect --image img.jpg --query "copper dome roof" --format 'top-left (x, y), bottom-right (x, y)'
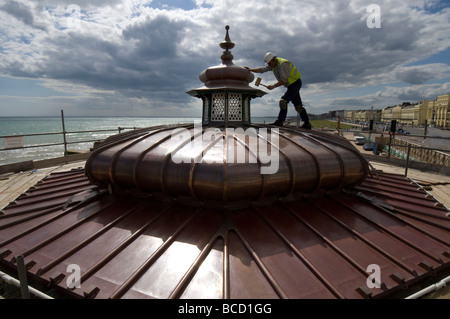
top-left (85, 124), bottom-right (368, 207)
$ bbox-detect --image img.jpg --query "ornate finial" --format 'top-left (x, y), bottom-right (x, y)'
top-left (220, 25), bottom-right (234, 62)
top-left (220, 25), bottom-right (235, 51)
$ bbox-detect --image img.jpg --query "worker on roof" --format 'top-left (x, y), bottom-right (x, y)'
top-left (246, 52), bottom-right (311, 129)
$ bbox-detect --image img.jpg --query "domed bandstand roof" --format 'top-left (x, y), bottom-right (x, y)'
top-left (1, 26), bottom-right (449, 301)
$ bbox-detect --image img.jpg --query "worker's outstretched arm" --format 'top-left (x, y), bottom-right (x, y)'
top-left (268, 80), bottom-right (285, 90)
top-left (245, 67), bottom-right (262, 73)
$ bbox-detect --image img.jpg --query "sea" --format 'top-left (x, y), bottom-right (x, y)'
top-left (0, 116), bottom-right (277, 166)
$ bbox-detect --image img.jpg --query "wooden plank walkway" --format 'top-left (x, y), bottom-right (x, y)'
top-left (0, 161), bottom-right (86, 211)
top-left (368, 161), bottom-right (450, 211)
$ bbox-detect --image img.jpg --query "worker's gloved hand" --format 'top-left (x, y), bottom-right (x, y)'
top-left (267, 85), bottom-right (275, 90)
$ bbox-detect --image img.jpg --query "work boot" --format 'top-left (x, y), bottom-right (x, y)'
top-left (272, 120), bottom-right (283, 127)
top-left (300, 121), bottom-right (311, 129)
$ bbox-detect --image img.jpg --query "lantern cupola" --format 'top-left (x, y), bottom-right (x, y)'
top-left (187, 26), bottom-right (266, 126)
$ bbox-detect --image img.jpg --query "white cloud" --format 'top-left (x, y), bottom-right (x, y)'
top-left (0, 0), bottom-right (449, 116)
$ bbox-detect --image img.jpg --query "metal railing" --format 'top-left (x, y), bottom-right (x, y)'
top-left (297, 118), bottom-right (450, 177)
top-left (0, 110), bottom-right (140, 161)
top-left (346, 130), bottom-right (450, 176)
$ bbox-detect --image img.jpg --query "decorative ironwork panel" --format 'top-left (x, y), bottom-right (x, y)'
top-left (211, 93), bottom-right (225, 121)
top-left (228, 93), bottom-right (242, 121)
top-left (203, 98), bottom-right (209, 123)
top-left (244, 97), bottom-right (250, 122)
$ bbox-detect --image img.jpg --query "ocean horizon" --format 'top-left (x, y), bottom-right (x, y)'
top-left (0, 116), bottom-right (279, 166)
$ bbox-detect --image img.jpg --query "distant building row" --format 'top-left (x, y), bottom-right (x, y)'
top-left (332, 93), bottom-right (449, 128)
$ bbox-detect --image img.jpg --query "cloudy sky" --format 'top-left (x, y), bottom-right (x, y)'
top-left (0, 0), bottom-right (449, 118)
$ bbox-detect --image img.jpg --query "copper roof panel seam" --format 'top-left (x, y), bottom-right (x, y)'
top-left (161, 127), bottom-right (204, 196)
top-left (360, 177), bottom-right (424, 193)
top-left (38, 171), bottom-right (85, 183)
top-left (390, 209), bottom-right (450, 248)
top-left (258, 132), bottom-right (294, 198)
top-left (0, 192), bottom-right (107, 250)
top-left (77, 204), bottom-right (172, 286)
top-left (94, 125), bottom-right (175, 149)
top-left (387, 204), bottom-right (450, 221)
top-left (0, 201), bottom-right (62, 218)
top-left (148, 125), bottom-right (198, 193)
top-left (350, 191), bottom-right (450, 237)
top-left (392, 207), bottom-right (450, 232)
top-left (409, 178), bottom-right (450, 211)
top-left (354, 186), bottom-right (448, 214)
top-left (232, 132), bottom-right (267, 198)
top-left (24, 179), bottom-right (91, 196)
top-left (277, 132), bottom-right (322, 192)
top-left (210, 216), bottom-right (235, 299)
top-left (228, 227), bottom-right (288, 299)
top-left (251, 126), bottom-right (294, 195)
top-left (358, 184), bottom-right (434, 203)
top-left (0, 205), bottom-right (62, 230)
top-left (361, 178), bottom-right (430, 196)
top-left (343, 192), bottom-right (449, 249)
top-left (190, 132), bottom-right (225, 201)
top-left (41, 168), bottom-right (84, 177)
top-left (284, 134), bottom-right (352, 189)
top-left (109, 207), bottom-right (202, 299)
top-left (223, 229), bottom-right (230, 299)
top-left (280, 201), bottom-right (388, 291)
top-left (132, 125), bottom-right (195, 191)
top-left (7, 194), bottom-right (81, 213)
top-left (251, 205), bottom-right (346, 299)
top-left (33, 176), bottom-right (87, 190)
top-left (12, 186), bottom-right (95, 207)
top-left (14, 177), bottom-right (93, 198)
top-left (85, 126), bottom-right (179, 183)
top-left (168, 234), bottom-right (223, 299)
top-left (0, 186), bottom-right (99, 219)
top-left (222, 133), bottom-right (229, 202)
top-left (306, 200), bottom-right (419, 277)
top-left (368, 204), bottom-right (450, 246)
top-left (284, 128), bottom-right (367, 189)
top-left (332, 196), bottom-right (446, 265)
top-left (368, 197), bottom-right (449, 220)
top-left (34, 177), bottom-right (87, 191)
top-left (354, 188), bottom-right (442, 212)
top-left (9, 197), bottom-right (115, 262)
top-left (2, 186), bottom-right (102, 219)
top-left (113, 129), bottom-right (188, 187)
top-left (304, 136), bottom-right (347, 189)
top-left (108, 130), bottom-right (170, 187)
top-left (35, 200), bottom-right (151, 277)
top-left (283, 126), bottom-right (369, 177)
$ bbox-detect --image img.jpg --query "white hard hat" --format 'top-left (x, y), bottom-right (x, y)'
top-left (264, 52), bottom-right (276, 64)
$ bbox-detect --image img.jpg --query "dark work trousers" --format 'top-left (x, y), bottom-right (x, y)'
top-left (278, 78), bottom-right (309, 122)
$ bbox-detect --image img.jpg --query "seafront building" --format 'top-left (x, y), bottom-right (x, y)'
top-left (340, 93), bottom-right (449, 128)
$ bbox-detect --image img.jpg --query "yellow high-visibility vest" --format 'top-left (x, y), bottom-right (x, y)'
top-left (275, 57), bottom-right (301, 85)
